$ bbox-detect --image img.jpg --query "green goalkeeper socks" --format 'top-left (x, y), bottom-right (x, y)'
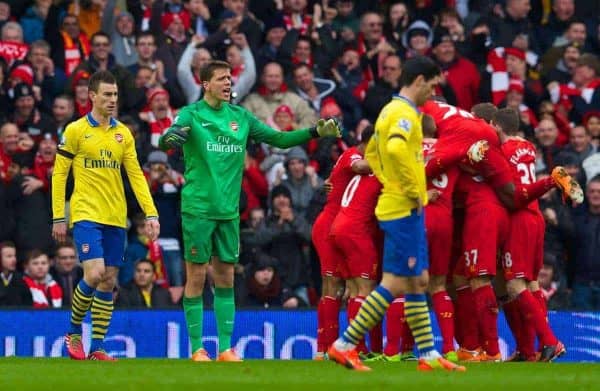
top-left (183, 295), bottom-right (204, 353)
top-left (214, 287), bottom-right (235, 353)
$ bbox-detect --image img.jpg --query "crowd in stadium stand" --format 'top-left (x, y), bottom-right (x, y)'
top-left (0, 0), bottom-right (600, 310)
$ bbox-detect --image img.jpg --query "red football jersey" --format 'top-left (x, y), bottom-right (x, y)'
top-left (501, 137), bottom-right (540, 212)
top-left (456, 172), bottom-right (504, 208)
top-left (336, 173), bottom-right (382, 228)
top-left (423, 138), bottom-right (459, 212)
top-left (322, 146), bottom-right (363, 215)
top-left (421, 100), bottom-right (500, 147)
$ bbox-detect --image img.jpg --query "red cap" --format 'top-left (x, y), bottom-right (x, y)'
top-left (320, 99), bottom-right (342, 118)
top-left (146, 87), bottom-right (169, 105)
top-left (9, 64), bottom-right (34, 86)
top-left (508, 78), bottom-right (524, 94)
top-left (505, 47), bottom-right (526, 61)
top-left (161, 11), bottom-right (191, 31)
top-left (274, 104), bottom-right (294, 118)
top-left (72, 70), bottom-right (90, 90)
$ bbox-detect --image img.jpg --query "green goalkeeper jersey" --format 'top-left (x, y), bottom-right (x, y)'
top-left (160, 99), bottom-right (314, 219)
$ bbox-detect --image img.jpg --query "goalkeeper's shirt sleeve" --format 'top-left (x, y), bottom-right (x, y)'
top-left (247, 110), bottom-right (313, 148)
top-left (52, 123), bottom-right (78, 223)
top-left (122, 130), bottom-right (159, 219)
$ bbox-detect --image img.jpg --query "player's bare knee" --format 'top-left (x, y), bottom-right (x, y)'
top-left (469, 275), bottom-right (491, 290)
top-left (85, 267), bottom-right (105, 286)
top-left (428, 275), bottom-right (446, 294)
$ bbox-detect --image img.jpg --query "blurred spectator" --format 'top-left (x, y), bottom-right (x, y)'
top-left (218, 0), bottom-right (262, 52)
top-left (279, 24), bottom-right (337, 79)
top-left (10, 82), bottom-right (56, 143)
top-left (128, 32), bottom-right (167, 86)
top-left (583, 111), bottom-right (600, 149)
top-left (382, 1), bottom-right (409, 49)
top-left (255, 14), bottom-right (286, 72)
top-left (542, 42), bottom-right (581, 85)
top-left (292, 63), bottom-right (336, 114)
top-left (358, 12), bottom-right (395, 82)
top-left (102, 1), bottom-right (138, 68)
top-left (540, 19), bottom-right (587, 76)
top-left (254, 184), bottom-right (312, 306)
top-left (45, 12), bottom-right (90, 77)
top-left (331, 47), bottom-right (365, 100)
top-left (571, 176), bottom-right (600, 309)
top-left (184, 0), bottom-right (211, 38)
top-left (504, 78), bottom-right (537, 136)
top-left (362, 54), bottom-right (401, 122)
top-left (71, 69), bottom-right (92, 116)
top-left (31, 133), bottom-right (56, 192)
top-left (27, 40), bottom-right (67, 111)
top-left (240, 207), bottom-right (266, 267)
top-left (0, 22), bottom-right (28, 66)
top-left (282, 0), bottom-right (312, 35)
top-left (538, 172), bottom-right (574, 285)
top-left (67, 0), bottom-right (104, 39)
top-left (538, 254), bottom-right (570, 310)
top-left (536, 0), bottom-right (577, 54)
top-left (117, 259), bottom-right (174, 308)
top-left (241, 152), bottom-right (268, 222)
top-left (143, 150), bottom-right (185, 287)
top-left (0, 2), bottom-right (10, 31)
top-left (0, 121), bottom-right (18, 182)
top-left (275, 146), bottom-right (322, 219)
top-left (140, 87), bottom-right (178, 148)
top-left (20, 0), bottom-right (52, 44)
top-left (52, 94), bottom-right (76, 137)
top-left (177, 35), bottom-right (211, 104)
top-left (127, 0), bottom-right (155, 32)
top-left (332, 0), bottom-right (360, 41)
top-left (490, 0), bottom-right (539, 54)
top-left (0, 241), bottom-right (32, 306)
top-left (224, 33), bottom-right (256, 103)
top-left (242, 62), bottom-right (317, 127)
top-left (69, 32), bottom-right (136, 112)
top-left (431, 26), bottom-right (480, 111)
top-left (22, 249), bottom-right (62, 308)
top-left (561, 125), bottom-right (596, 166)
top-left (244, 252), bottom-right (289, 308)
top-left (438, 8), bottom-right (469, 54)
top-left (50, 240), bottom-right (82, 307)
top-left (402, 20), bottom-right (433, 59)
top-left (535, 118), bottom-right (561, 169)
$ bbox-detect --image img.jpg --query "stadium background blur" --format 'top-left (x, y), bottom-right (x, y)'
top-left (0, 0), bottom-right (600, 313)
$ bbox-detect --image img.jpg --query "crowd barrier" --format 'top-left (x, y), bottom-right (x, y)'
top-left (1, 310), bottom-right (599, 361)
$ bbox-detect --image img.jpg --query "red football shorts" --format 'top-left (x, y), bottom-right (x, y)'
top-left (461, 203), bottom-right (509, 279)
top-left (425, 204), bottom-right (453, 276)
top-left (331, 217), bottom-right (380, 280)
top-left (502, 209), bottom-right (545, 281)
top-left (312, 210), bottom-right (344, 278)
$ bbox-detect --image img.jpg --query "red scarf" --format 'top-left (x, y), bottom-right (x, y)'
top-left (0, 40), bottom-right (29, 66)
top-left (231, 64), bottom-right (245, 85)
top-left (33, 153), bottom-right (54, 191)
top-left (549, 78), bottom-right (600, 112)
top-left (140, 236), bottom-right (170, 289)
top-left (75, 100), bottom-right (92, 117)
top-left (283, 12), bottom-right (312, 35)
top-left (141, 5), bottom-right (151, 31)
top-left (23, 275), bottom-right (63, 308)
top-left (144, 109), bottom-right (175, 148)
top-left (291, 55), bottom-right (313, 69)
top-left (257, 83), bottom-right (288, 96)
top-left (61, 31), bottom-right (90, 76)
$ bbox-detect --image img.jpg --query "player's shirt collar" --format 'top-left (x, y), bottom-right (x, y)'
top-left (392, 94), bottom-right (420, 114)
top-left (86, 112), bottom-right (118, 128)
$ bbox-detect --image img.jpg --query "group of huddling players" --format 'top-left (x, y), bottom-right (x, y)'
top-left (313, 58), bottom-right (581, 371)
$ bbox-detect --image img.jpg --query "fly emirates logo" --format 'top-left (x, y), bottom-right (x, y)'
top-left (207, 135), bottom-right (243, 153)
top-left (84, 149), bottom-right (121, 169)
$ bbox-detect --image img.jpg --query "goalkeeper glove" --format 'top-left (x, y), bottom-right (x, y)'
top-left (162, 125), bottom-right (190, 148)
top-left (314, 118), bottom-right (341, 138)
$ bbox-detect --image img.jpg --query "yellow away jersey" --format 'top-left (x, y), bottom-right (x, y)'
top-left (52, 113), bottom-right (158, 228)
top-left (365, 95), bottom-right (428, 221)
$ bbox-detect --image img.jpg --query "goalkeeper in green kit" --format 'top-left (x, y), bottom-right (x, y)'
top-left (159, 60), bottom-right (340, 361)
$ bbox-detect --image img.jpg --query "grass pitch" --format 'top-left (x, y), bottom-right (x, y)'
top-left (0, 358), bottom-right (598, 390)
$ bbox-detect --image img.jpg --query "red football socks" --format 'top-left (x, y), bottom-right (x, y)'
top-left (317, 296), bottom-right (340, 353)
top-left (474, 285), bottom-right (500, 356)
top-left (383, 297), bottom-right (404, 356)
top-left (517, 289), bottom-right (558, 347)
top-left (432, 291), bottom-right (455, 353)
top-left (456, 286), bottom-right (479, 350)
top-left (348, 296), bottom-right (368, 353)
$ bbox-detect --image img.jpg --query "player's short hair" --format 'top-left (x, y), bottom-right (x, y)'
top-left (422, 114), bottom-right (436, 137)
top-left (360, 125), bottom-right (374, 144)
top-left (200, 60), bottom-right (232, 83)
top-left (492, 108), bottom-right (520, 135)
top-left (88, 70), bottom-right (117, 93)
top-left (471, 102), bottom-right (498, 123)
top-left (398, 56), bottom-right (440, 88)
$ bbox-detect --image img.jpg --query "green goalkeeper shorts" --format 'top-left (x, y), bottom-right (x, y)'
top-left (182, 214), bottom-right (240, 264)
